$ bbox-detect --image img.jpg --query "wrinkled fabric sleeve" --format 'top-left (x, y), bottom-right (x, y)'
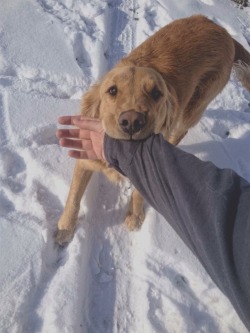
top-left (104, 133), bottom-right (250, 331)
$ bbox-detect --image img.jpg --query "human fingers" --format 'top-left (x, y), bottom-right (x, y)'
top-left (58, 116), bottom-right (77, 125)
top-left (56, 128), bottom-right (80, 139)
top-left (58, 115), bottom-right (87, 125)
top-left (58, 116), bottom-right (103, 133)
top-left (59, 138), bottom-right (93, 150)
top-left (56, 128), bottom-right (91, 140)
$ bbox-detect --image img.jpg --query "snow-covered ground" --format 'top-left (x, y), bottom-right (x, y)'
top-left (1, 0), bottom-right (250, 332)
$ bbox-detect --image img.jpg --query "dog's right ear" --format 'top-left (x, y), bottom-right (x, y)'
top-left (81, 83), bottom-right (101, 118)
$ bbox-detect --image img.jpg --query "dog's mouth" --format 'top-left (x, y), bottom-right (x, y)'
top-left (104, 125), bottom-right (153, 141)
top-left (119, 124), bottom-right (154, 141)
top-left (128, 130), bottom-right (151, 141)
top-left (102, 112), bottom-right (154, 141)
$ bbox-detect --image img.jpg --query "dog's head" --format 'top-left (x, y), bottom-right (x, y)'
top-left (82, 66), bottom-right (176, 140)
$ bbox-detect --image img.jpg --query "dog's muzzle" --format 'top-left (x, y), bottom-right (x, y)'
top-left (118, 110), bottom-right (147, 136)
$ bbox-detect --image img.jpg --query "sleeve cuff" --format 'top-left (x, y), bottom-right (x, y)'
top-left (103, 134), bottom-right (141, 176)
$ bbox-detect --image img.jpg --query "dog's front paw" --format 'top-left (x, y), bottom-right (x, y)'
top-left (125, 212), bottom-right (145, 231)
top-left (55, 228), bottom-right (75, 246)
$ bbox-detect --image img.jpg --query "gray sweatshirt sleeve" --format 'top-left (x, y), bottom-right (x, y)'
top-left (104, 133), bottom-right (250, 331)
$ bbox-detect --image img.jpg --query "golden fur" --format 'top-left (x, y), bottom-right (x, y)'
top-left (56, 15), bottom-right (250, 245)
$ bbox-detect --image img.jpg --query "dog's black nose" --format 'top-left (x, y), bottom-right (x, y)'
top-left (118, 111), bottom-right (147, 135)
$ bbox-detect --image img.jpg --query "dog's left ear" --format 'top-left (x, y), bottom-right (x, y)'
top-left (81, 83), bottom-right (101, 118)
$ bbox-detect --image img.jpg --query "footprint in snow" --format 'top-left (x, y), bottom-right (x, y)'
top-left (144, 6), bottom-right (158, 31)
top-left (2, 178), bottom-right (25, 194)
top-left (35, 181), bottom-right (63, 222)
top-left (0, 148), bottom-right (26, 196)
top-left (0, 148), bottom-right (26, 178)
top-left (92, 243), bottom-right (115, 284)
top-left (147, 286), bottom-right (174, 333)
top-left (0, 192), bottom-right (15, 215)
top-left (72, 32), bottom-right (92, 77)
top-left (174, 274), bottom-right (189, 290)
top-left (27, 124), bottom-right (58, 147)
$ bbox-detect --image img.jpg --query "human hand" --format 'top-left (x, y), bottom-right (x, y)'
top-left (56, 116), bottom-right (105, 160)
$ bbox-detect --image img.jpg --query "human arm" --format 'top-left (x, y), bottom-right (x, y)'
top-left (104, 133), bottom-right (250, 332)
top-left (57, 116), bottom-right (250, 331)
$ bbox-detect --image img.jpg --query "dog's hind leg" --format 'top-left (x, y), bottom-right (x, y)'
top-left (55, 160), bottom-right (92, 246)
top-left (125, 189), bottom-right (145, 231)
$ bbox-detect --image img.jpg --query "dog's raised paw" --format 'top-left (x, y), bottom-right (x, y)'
top-left (125, 213), bottom-right (145, 231)
top-left (55, 228), bottom-right (75, 246)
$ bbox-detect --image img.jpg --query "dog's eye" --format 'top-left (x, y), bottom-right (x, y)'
top-left (107, 85), bottom-right (118, 96)
top-left (150, 86), bottom-right (162, 101)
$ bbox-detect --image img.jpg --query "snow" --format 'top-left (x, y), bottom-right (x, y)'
top-left (0, 0), bottom-right (250, 332)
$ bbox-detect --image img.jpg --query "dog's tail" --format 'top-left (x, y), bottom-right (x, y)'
top-left (233, 39), bottom-right (250, 92)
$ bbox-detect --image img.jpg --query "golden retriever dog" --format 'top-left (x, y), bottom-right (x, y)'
top-left (56, 15), bottom-right (250, 245)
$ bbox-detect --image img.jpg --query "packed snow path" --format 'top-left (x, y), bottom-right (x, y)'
top-left (0, 0), bottom-right (250, 332)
